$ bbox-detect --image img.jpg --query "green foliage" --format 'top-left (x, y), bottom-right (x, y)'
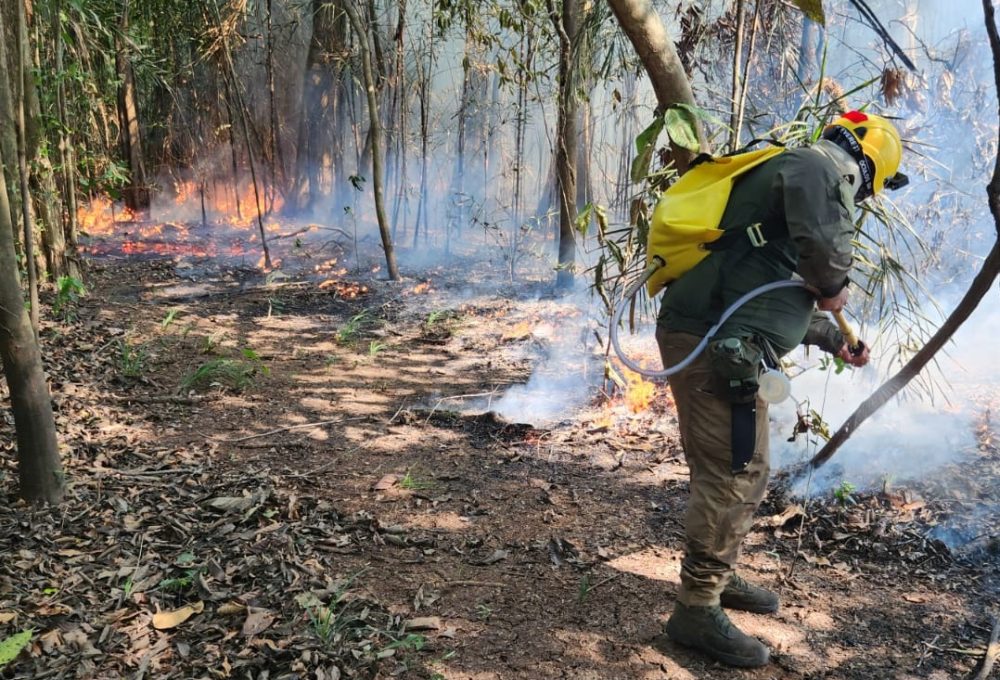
top-left (158, 573), bottom-right (195, 592)
top-left (425, 309), bottom-right (456, 326)
top-left (834, 481), bottom-right (856, 505)
top-left (399, 471), bottom-right (434, 491)
top-left (631, 117), bottom-right (665, 183)
top-left (199, 331), bottom-right (228, 355)
top-left (368, 340), bottom-right (387, 357)
top-left (160, 308), bottom-right (180, 330)
top-left (819, 355), bottom-right (849, 374)
top-left (299, 572), bottom-right (366, 646)
top-left (180, 350), bottom-right (267, 392)
top-left (0, 630), bottom-right (32, 669)
top-left (663, 105), bottom-right (702, 153)
top-left (115, 339), bottom-right (149, 379)
top-left (53, 276), bottom-right (86, 319)
top-left (790, 0), bottom-right (825, 25)
top-left (382, 633), bottom-right (426, 653)
top-left (337, 311), bottom-right (372, 344)
top-left (577, 574), bottom-right (592, 603)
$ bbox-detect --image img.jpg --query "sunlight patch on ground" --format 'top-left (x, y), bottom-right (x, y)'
top-left (606, 546), bottom-right (683, 583)
top-left (400, 511), bottom-right (469, 531)
top-left (297, 396), bottom-right (338, 414)
top-left (552, 629), bottom-right (699, 679)
top-left (781, 605), bottom-right (836, 632)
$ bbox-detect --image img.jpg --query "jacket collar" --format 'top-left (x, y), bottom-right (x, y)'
top-left (812, 139), bottom-right (863, 190)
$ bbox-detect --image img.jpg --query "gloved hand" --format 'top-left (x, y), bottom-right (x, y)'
top-left (835, 341), bottom-right (870, 367)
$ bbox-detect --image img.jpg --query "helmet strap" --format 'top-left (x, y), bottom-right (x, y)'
top-left (822, 125), bottom-right (875, 201)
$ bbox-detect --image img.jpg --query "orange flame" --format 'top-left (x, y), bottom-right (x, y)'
top-left (624, 369), bottom-right (656, 414)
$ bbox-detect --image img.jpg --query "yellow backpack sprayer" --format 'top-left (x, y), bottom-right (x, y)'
top-left (608, 144), bottom-right (866, 403)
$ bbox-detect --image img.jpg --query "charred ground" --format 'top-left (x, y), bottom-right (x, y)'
top-left (2, 242), bottom-right (1000, 679)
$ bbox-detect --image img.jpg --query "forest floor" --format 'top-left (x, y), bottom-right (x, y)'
top-left (3, 228), bottom-right (1000, 679)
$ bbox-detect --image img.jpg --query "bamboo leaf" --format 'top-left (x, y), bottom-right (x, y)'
top-left (152, 601), bottom-right (204, 630)
top-left (630, 117), bottom-right (664, 183)
top-left (0, 630), bottom-right (32, 668)
top-left (575, 203), bottom-right (593, 236)
top-left (790, 0), bottom-right (825, 25)
top-left (663, 106), bottom-right (700, 153)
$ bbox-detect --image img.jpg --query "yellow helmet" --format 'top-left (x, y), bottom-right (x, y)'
top-left (822, 110), bottom-right (907, 201)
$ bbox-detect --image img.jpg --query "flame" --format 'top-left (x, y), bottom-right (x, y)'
top-left (623, 368), bottom-right (656, 414)
top-left (502, 320), bottom-right (534, 341)
top-left (410, 282), bottom-right (432, 295)
top-left (318, 279), bottom-right (369, 298)
top-left (78, 195), bottom-right (141, 235)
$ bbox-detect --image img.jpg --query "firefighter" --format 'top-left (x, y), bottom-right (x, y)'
top-left (657, 111), bottom-right (904, 667)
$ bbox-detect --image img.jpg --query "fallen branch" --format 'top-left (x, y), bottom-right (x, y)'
top-left (972, 616), bottom-right (1000, 680)
top-left (809, 0), bottom-right (1000, 470)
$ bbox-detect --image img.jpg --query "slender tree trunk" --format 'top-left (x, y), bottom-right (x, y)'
top-left (15, 0), bottom-right (38, 333)
top-left (733, 0), bottom-right (760, 146)
top-left (390, 0), bottom-right (408, 240)
top-left (224, 94), bottom-right (244, 220)
top-left (551, 0), bottom-right (580, 290)
top-left (0, 143), bottom-right (64, 505)
top-left (265, 0), bottom-right (286, 210)
top-left (54, 0), bottom-right (81, 279)
top-left (209, 0), bottom-right (271, 268)
top-left (606, 0), bottom-right (706, 169)
top-left (728, 0), bottom-right (746, 150)
top-left (413, 12), bottom-right (432, 248)
top-left (343, 1), bottom-right (400, 280)
top-left (449, 27), bottom-right (473, 251)
top-left (115, 1), bottom-right (149, 212)
top-left (0, 6), bottom-right (17, 234)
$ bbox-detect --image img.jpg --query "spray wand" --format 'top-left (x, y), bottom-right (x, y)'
top-left (609, 257), bottom-right (807, 382)
top-left (831, 309), bottom-right (865, 356)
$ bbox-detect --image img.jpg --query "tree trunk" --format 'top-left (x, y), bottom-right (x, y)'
top-left (552, 0), bottom-right (580, 290)
top-left (15, 0), bottom-right (39, 333)
top-left (606, 0), bottom-right (705, 169)
top-left (343, 1), bottom-right (400, 280)
top-left (291, 0), bottom-right (345, 213)
top-left (728, 0), bottom-right (746, 150)
top-left (811, 0), bottom-right (1000, 470)
top-left (0, 5), bottom-right (17, 234)
top-left (0, 142), bottom-right (64, 505)
top-left (413, 12), bottom-right (432, 247)
top-left (115, 2), bottom-right (149, 212)
top-left (54, 0), bottom-right (81, 279)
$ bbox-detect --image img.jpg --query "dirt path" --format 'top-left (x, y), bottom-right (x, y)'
top-left (2, 256), bottom-right (998, 679)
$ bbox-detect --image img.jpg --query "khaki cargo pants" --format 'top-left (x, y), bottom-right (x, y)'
top-left (656, 328), bottom-right (770, 607)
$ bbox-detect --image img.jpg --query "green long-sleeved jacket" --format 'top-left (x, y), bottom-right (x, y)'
top-left (657, 141), bottom-right (857, 357)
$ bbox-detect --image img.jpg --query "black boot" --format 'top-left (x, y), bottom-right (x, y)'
top-left (720, 574), bottom-right (780, 614)
top-left (664, 602), bottom-right (770, 668)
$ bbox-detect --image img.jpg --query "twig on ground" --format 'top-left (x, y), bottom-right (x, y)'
top-left (423, 389), bottom-right (504, 424)
top-left (113, 393), bottom-right (218, 405)
top-left (288, 443), bottom-right (366, 478)
top-left (444, 580), bottom-right (507, 588)
top-left (387, 400), bottom-right (408, 425)
top-left (209, 416), bottom-right (368, 443)
top-left (587, 572), bottom-right (622, 592)
top-left (972, 615), bottom-right (1000, 680)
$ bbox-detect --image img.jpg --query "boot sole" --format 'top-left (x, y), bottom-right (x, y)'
top-left (665, 626), bottom-right (771, 668)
